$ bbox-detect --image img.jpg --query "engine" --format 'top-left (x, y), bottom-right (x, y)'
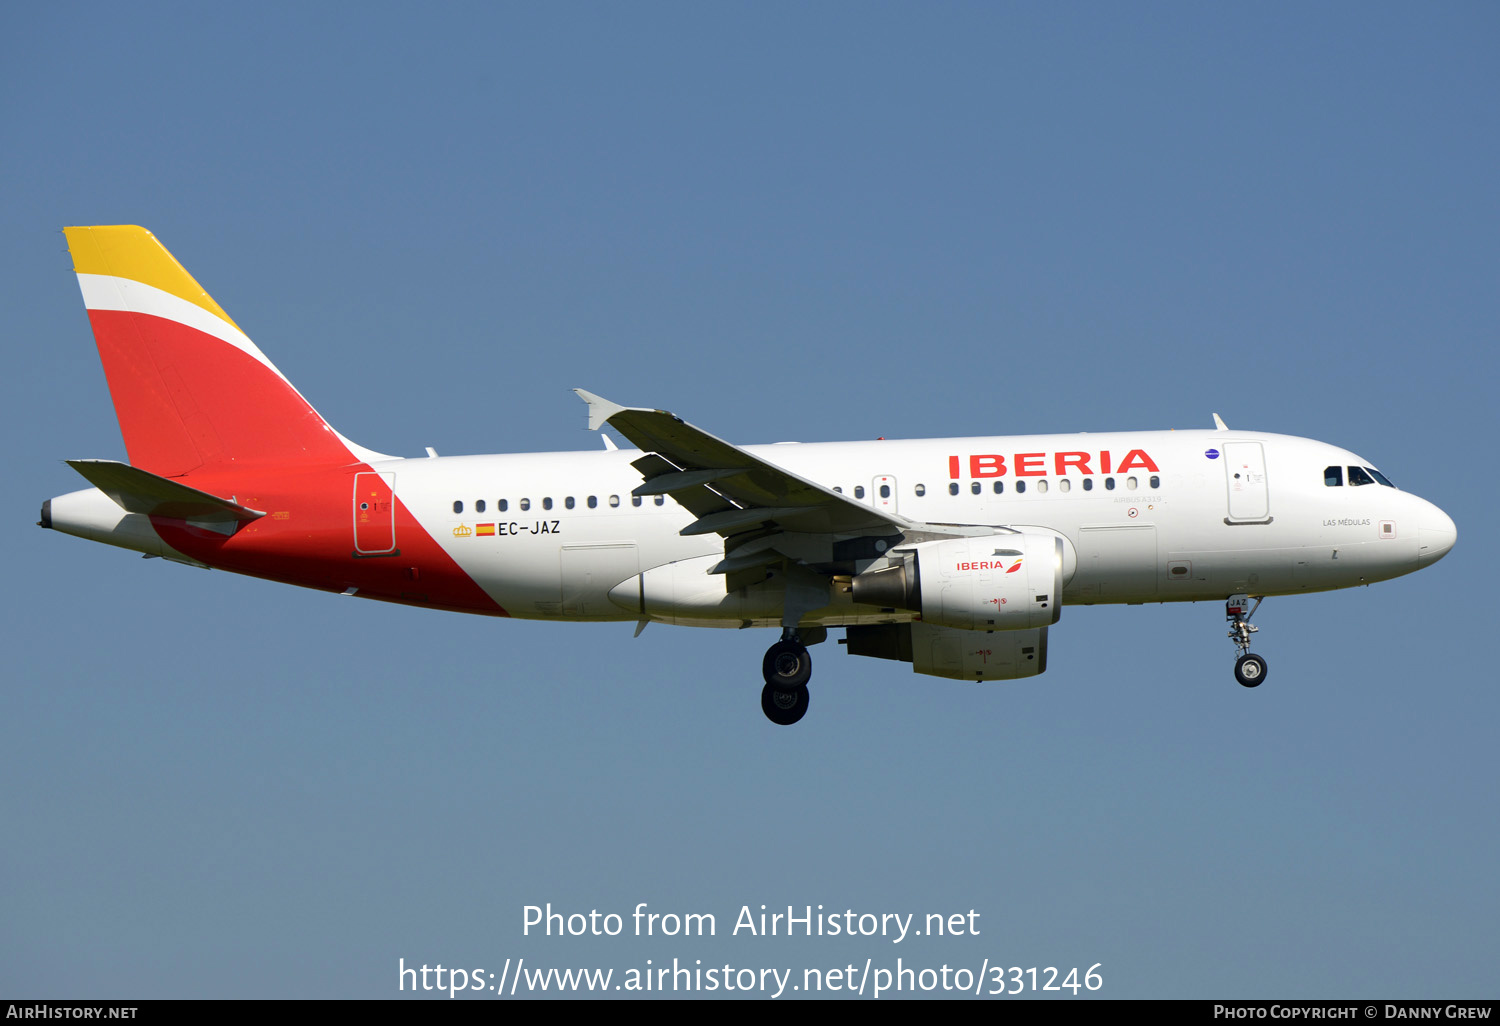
top-left (850, 532), bottom-right (1065, 631)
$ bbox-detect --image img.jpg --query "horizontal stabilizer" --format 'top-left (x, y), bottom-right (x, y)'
top-left (66, 459), bottom-right (266, 524)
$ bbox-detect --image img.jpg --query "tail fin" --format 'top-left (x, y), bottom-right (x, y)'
top-left (65, 226), bottom-right (388, 477)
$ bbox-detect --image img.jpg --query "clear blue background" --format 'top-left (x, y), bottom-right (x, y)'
top-left (2, 2), bottom-right (1493, 999)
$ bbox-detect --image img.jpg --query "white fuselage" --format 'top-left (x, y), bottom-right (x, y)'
top-left (381, 429), bottom-right (1454, 627)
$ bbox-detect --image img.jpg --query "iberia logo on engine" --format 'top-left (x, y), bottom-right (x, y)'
top-left (957, 559), bottom-right (1024, 573)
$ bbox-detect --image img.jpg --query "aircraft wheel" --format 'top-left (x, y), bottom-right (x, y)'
top-left (761, 682), bottom-right (810, 726)
top-left (763, 640), bottom-right (812, 690)
top-left (1234, 653), bottom-right (1268, 688)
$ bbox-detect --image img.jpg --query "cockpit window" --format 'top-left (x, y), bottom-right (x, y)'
top-left (1324, 466), bottom-right (1343, 487)
top-left (1365, 467), bottom-right (1396, 488)
top-left (1347, 466), bottom-right (1376, 487)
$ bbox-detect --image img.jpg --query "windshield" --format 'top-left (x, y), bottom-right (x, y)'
top-left (1326, 464), bottom-right (1397, 488)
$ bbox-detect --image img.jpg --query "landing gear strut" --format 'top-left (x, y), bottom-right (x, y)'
top-left (1226, 594), bottom-right (1268, 688)
top-left (761, 628), bottom-right (812, 725)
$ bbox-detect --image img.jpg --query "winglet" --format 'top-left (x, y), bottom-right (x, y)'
top-left (573, 388), bottom-right (627, 432)
top-left (1212, 413), bottom-right (1229, 431)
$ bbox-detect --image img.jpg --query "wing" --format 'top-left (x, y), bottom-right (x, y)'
top-left (574, 390), bottom-right (919, 588)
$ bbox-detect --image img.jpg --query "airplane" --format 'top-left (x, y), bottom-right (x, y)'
top-left (40, 226), bottom-right (1458, 725)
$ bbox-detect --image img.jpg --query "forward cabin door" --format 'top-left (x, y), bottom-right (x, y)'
top-left (1224, 442), bottom-right (1270, 523)
top-left (353, 472), bottom-right (397, 556)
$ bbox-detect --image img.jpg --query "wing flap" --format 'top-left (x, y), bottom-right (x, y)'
top-left (628, 454), bottom-right (736, 519)
top-left (632, 467), bottom-right (746, 496)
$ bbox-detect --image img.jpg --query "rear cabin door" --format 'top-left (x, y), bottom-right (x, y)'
top-left (353, 472), bottom-right (397, 555)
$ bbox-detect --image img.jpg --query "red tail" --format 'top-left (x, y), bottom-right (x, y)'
top-left (65, 226), bottom-right (380, 477)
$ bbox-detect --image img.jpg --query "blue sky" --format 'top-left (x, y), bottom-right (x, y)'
top-left (2, 2), bottom-right (1495, 999)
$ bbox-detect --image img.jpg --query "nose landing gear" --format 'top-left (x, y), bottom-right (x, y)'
top-left (761, 628), bottom-right (812, 725)
top-left (1226, 594), bottom-right (1268, 687)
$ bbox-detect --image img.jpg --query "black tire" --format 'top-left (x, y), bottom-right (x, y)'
top-left (762, 640), bottom-right (812, 689)
top-left (761, 682), bottom-right (810, 725)
top-left (1234, 653), bottom-right (1268, 688)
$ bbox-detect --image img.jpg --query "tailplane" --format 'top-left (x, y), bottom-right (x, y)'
top-left (64, 226), bottom-right (388, 477)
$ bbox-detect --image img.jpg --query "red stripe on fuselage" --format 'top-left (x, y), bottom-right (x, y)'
top-left (148, 463), bottom-right (509, 616)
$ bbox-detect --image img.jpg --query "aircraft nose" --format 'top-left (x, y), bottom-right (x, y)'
top-left (1417, 503), bottom-right (1457, 567)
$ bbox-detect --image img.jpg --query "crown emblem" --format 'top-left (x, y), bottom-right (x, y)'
top-left (452, 523), bottom-right (473, 538)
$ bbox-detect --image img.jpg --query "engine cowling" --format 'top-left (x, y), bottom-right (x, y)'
top-left (851, 532), bottom-right (1065, 631)
top-left (845, 621), bottom-right (1048, 681)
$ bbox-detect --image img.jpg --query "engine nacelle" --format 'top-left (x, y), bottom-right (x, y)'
top-left (844, 622), bottom-right (1048, 681)
top-left (851, 532), bottom-right (1064, 631)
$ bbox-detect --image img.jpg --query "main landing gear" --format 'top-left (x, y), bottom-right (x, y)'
top-left (761, 628), bottom-right (812, 726)
top-left (1226, 594), bottom-right (1268, 688)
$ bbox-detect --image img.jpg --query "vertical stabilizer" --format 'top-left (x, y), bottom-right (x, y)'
top-left (65, 226), bottom-right (387, 477)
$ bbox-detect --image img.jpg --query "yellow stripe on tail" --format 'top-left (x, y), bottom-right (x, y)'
top-left (64, 225), bottom-right (241, 331)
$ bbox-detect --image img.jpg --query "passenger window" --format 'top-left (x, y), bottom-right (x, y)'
top-left (1324, 466), bottom-right (1343, 487)
top-left (453, 500), bottom-right (463, 514)
top-left (520, 498), bottom-right (531, 511)
top-left (880, 484), bottom-right (891, 499)
top-left (854, 485), bottom-right (865, 499)
top-left (1105, 477), bottom-right (1115, 490)
top-left (609, 495), bottom-right (620, 507)
top-left (993, 481), bottom-right (1004, 494)
top-left (914, 484), bottom-right (926, 497)
top-left (587, 496), bottom-right (598, 508)
top-left (1036, 479), bottom-right (1049, 494)
top-left (971, 481), bottom-right (981, 495)
top-left (1015, 480), bottom-right (1026, 494)
top-left (543, 497), bottom-right (553, 510)
top-left (654, 495), bottom-right (665, 506)
top-left (499, 499), bottom-right (508, 512)
top-left (632, 496), bottom-right (642, 507)
top-left (476, 499), bottom-right (486, 513)
top-left (1083, 479), bottom-right (1093, 491)
top-left (1059, 479), bottom-right (1071, 493)
top-left (1150, 475), bottom-right (1160, 489)
top-left (949, 483), bottom-right (959, 496)
top-left (1125, 476), bottom-right (1137, 491)
top-left (833, 486), bottom-right (842, 494)
top-left (1347, 466), bottom-right (1375, 487)
top-left (565, 496), bottom-right (575, 509)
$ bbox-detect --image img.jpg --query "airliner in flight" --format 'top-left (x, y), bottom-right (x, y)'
top-left (40, 227), bottom-right (1457, 724)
